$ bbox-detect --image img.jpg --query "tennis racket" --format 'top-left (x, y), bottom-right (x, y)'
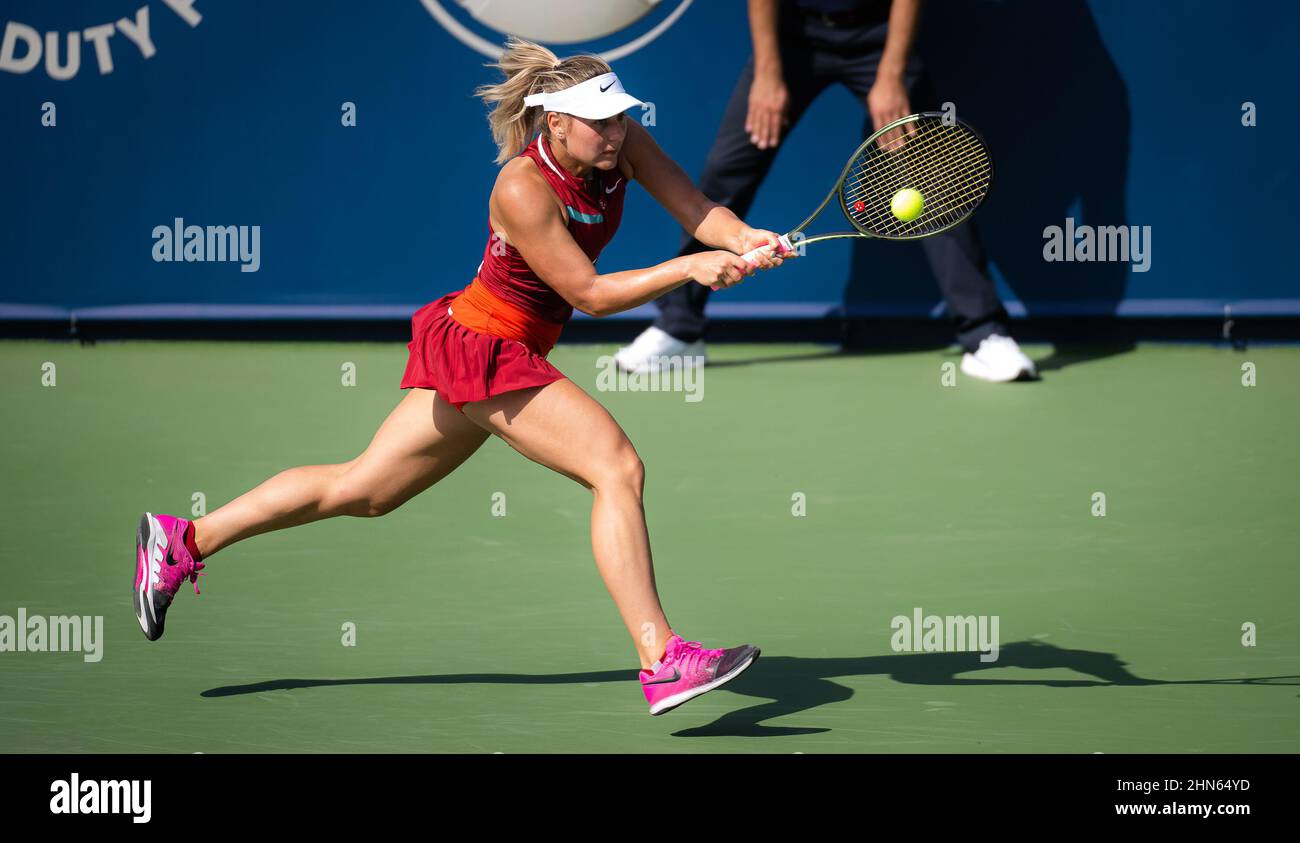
top-left (739, 111), bottom-right (994, 268)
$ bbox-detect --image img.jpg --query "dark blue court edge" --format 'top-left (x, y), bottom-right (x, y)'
top-left (1, 754), bottom-right (1284, 825)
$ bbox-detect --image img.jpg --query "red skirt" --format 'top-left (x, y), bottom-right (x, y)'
top-left (399, 291), bottom-right (567, 411)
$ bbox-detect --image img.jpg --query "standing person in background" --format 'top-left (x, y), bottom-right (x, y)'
top-left (616, 0), bottom-right (1037, 382)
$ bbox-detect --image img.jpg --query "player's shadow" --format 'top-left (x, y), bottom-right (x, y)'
top-left (1031, 342), bottom-right (1137, 373)
top-left (697, 342), bottom-right (1132, 375)
top-left (843, 0), bottom-right (1132, 338)
top-left (201, 640), bottom-right (1300, 739)
top-left (678, 641), bottom-right (1300, 738)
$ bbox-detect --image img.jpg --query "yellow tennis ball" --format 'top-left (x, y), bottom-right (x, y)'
top-left (891, 188), bottom-right (924, 222)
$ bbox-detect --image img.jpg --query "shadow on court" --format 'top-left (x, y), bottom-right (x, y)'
top-left (703, 341), bottom-right (1135, 374)
top-left (1030, 343), bottom-right (1137, 373)
top-left (704, 346), bottom-right (946, 369)
top-left (201, 641), bottom-right (1299, 739)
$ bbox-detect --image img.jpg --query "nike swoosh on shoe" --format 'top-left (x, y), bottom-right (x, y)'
top-left (643, 667), bottom-right (681, 686)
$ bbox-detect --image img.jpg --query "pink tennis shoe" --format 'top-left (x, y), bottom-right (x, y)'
top-left (133, 512), bottom-right (205, 641)
top-left (640, 633), bottom-right (760, 715)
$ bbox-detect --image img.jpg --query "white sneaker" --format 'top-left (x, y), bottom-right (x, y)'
top-left (960, 334), bottom-right (1037, 382)
top-left (614, 326), bottom-right (707, 374)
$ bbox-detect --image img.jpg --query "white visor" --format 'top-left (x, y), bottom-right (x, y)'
top-left (523, 72), bottom-right (644, 120)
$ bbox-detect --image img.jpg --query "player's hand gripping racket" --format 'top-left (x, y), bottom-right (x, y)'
top-left (740, 112), bottom-right (994, 267)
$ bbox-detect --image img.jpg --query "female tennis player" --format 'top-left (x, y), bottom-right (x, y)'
top-left (133, 37), bottom-right (788, 715)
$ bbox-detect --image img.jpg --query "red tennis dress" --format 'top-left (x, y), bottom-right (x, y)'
top-left (400, 134), bottom-right (627, 410)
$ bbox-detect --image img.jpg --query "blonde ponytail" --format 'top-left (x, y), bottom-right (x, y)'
top-left (475, 36), bottom-right (612, 165)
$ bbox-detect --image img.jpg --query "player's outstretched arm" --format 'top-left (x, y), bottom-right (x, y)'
top-left (491, 160), bottom-right (757, 317)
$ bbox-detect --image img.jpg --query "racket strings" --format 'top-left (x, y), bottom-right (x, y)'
top-left (840, 117), bottom-right (992, 239)
top-left (849, 140), bottom-right (989, 234)
top-left (845, 121), bottom-right (987, 216)
top-left (870, 155), bottom-right (990, 232)
top-left (848, 130), bottom-right (988, 233)
top-left (848, 132), bottom-right (985, 198)
top-left (850, 150), bottom-right (988, 231)
top-left (842, 126), bottom-right (960, 200)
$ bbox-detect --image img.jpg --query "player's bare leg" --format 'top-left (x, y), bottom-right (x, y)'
top-left (136, 388), bottom-right (488, 639)
top-left (192, 388), bottom-right (489, 558)
top-left (463, 378), bottom-right (670, 668)
top-left (463, 378), bottom-right (760, 713)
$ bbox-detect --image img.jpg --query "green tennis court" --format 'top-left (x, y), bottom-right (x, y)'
top-left (2, 339), bottom-right (1297, 753)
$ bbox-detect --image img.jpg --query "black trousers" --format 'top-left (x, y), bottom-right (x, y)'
top-left (653, 12), bottom-right (1011, 351)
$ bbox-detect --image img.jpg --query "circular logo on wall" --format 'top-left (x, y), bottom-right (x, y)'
top-left (419, 0), bottom-right (693, 61)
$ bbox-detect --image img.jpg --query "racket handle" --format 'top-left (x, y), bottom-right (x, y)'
top-left (740, 234), bottom-right (795, 269)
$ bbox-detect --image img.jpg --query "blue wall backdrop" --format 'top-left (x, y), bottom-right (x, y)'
top-left (2, 0), bottom-right (1297, 322)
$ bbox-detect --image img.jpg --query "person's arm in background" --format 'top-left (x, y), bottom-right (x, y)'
top-left (867, 0), bottom-right (922, 132)
top-left (622, 121), bottom-right (785, 260)
top-left (746, 0), bottom-right (788, 149)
